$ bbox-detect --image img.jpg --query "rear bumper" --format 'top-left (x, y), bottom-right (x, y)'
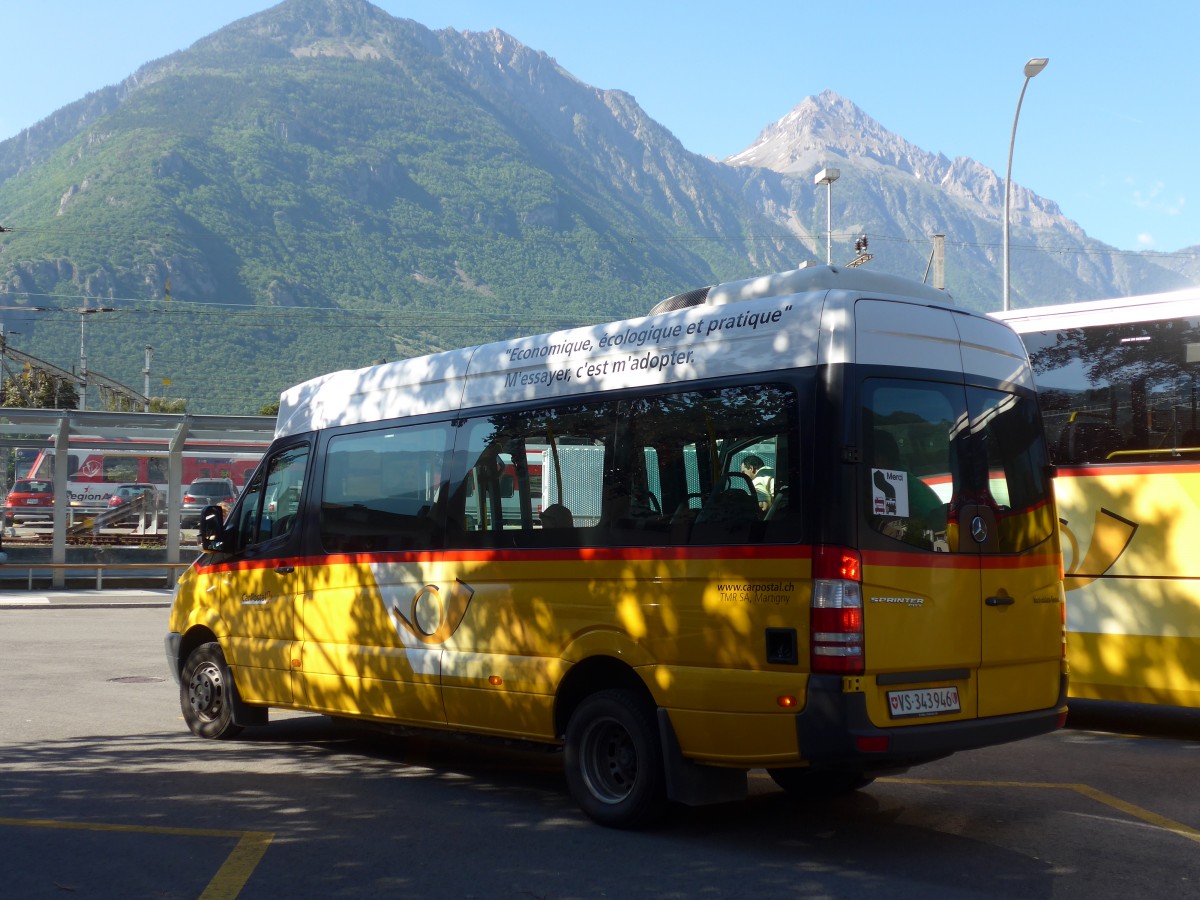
top-left (5, 510), bottom-right (53, 521)
top-left (794, 674), bottom-right (1069, 771)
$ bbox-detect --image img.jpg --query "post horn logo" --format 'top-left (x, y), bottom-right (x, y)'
top-left (392, 579), bottom-right (476, 644)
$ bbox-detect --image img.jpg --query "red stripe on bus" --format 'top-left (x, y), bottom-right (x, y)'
top-left (191, 541), bottom-right (1060, 577)
top-left (193, 543), bottom-right (816, 575)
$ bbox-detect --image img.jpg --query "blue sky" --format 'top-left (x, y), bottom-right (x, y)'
top-left (3, 1), bottom-right (1198, 255)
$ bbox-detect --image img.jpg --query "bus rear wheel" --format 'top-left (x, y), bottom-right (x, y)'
top-left (564, 689), bottom-right (666, 829)
top-left (180, 642), bottom-right (244, 740)
top-left (767, 767), bottom-right (874, 799)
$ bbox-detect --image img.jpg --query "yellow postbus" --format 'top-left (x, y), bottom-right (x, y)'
top-left (997, 289), bottom-right (1200, 708)
top-left (166, 265), bottom-right (1067, 827)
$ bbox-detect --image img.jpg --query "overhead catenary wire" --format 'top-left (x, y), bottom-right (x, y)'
top-left (3, 220), bottom-right (1195, 261)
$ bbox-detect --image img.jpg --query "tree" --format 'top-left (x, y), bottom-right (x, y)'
top-left (0, 364), bottom-right (79, 409)
top-left (149, 397), bottom-right (188, 413)
top-left (99, 388), bottom-right (148, 412)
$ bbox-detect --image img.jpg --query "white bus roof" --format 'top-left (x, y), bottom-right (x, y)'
top-left (276, 265), bottom-right (1018, 439)
top-left (993, 285), bottom-right (1200, 332)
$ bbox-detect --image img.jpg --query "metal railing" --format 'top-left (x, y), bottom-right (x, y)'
top-left (1, 561), bottom-right (189, 590)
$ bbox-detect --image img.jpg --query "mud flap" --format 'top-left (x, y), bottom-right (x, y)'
top-left (229, 670), bottom-right (269, 727)
top-left (657, 709), bottom-right (747, 806)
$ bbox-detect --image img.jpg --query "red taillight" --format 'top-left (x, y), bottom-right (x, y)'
top-left (855, 735), bottom-right (890, 753)
top-left (811, 545), bottom-right (865, 675)
top-left (813, 544), bottom-right (861, 581)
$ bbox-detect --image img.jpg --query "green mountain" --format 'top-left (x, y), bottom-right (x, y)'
top-left (0, 0), bottom-right (1194, 414)
top-left (1, 1), bottom-right (803, 413)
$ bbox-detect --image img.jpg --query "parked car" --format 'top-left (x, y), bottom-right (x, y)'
top-left (108, 483), bottom-right (161, 509)
top-left (108, 483), bottom-right (162, 523)
top-left (4, 479), bottom-right (54, 525)
top-left (181, 478), bottom-right (237, 527)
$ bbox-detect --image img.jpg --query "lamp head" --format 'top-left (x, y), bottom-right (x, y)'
top-left (814, 167), bottom-right (841, 186)
top-left (1024, 57), bottom-right (1049, 78)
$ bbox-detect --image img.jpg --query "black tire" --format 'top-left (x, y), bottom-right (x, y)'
top-left (180, 642), bottom-right (244, 740)
top-left (767, 767), bottom-right (874, 800)
top-left (564, 689), bottom-right (667, 829)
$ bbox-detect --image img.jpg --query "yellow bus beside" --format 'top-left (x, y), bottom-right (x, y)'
top-left (166, 265), bottom-right (1067, 827)
top-left (997, 288), bottom-right (1200, 707)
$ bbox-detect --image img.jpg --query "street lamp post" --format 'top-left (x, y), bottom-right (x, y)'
top-left (814, 167), bottom-right (841, 264)
top-left (1002, 57), bottom-right (1049, 311)
top-left (144, 346), bottom-right (153, 413)
top-left (77, 305), bottom-right (116, 411)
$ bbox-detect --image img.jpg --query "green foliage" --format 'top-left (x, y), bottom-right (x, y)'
top-left (1, 364), bottom-right (79, 409)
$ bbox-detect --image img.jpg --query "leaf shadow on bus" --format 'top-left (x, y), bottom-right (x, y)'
top-left (287, 379), bottom-right (808, 750)
top-left (1031, 324), bottom-right (1200, 711)
top-left (1056, 468), bottom-right (1200, 710)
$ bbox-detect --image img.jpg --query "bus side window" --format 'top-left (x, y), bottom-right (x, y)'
top-left (611, 383), bottom-right (799, 547)
top-left (451, 403), bottom-right (612, 547)
top-left (318, 424), bottom-right (450, 553)
top-left (1055, 419), bottom-right (1123, 465)
top-left (448, 385), bottom-right (803, 549)
top-left (238, 444), bottom-right (309, 550)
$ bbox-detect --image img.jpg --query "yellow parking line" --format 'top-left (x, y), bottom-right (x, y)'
top-left (882, 778), bottom-right (1200, 845)
top-left (0, 817), bottom-right (274, 898)
top-left (199, 830), bottom-right (274, 900)
top-left (1067, 783), bottom-right (1200, 846)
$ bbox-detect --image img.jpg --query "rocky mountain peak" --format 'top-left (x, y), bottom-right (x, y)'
top-left (728, 90), bottom-right (945, 178)
top-left (727, 88), bottom-right (1065, 221)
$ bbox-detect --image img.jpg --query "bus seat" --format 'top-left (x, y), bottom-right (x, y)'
top-left (692, 472), bottom-right (761, 539)
top-left (690, 488), bottom-right (761, 544)
top-left (540, 504), bottom-right (573, 529)
top-left (764, 486), bottom-right (790, 520)
top-left (1057, 421), bottom-right (1123, 464)
top-left (669, 501), bottom-right (698, 543)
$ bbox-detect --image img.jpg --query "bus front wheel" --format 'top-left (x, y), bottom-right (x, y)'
top-left (564, 689), bottom-right (667, 829)
top-left (180, 642), bottom-right (244, 740)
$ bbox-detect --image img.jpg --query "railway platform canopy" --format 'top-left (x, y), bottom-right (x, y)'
top-left (0, 408), bottom-right (275, 581)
